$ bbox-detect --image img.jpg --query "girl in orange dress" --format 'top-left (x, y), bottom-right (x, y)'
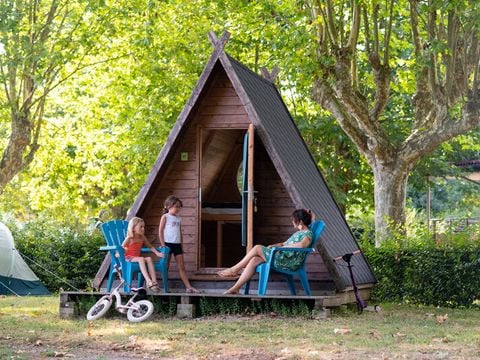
top-left (122, 217), bottom-right (164, 292)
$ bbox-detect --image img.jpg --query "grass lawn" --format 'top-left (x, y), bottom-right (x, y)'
top-left (0, 295), bottom-right (479, 359)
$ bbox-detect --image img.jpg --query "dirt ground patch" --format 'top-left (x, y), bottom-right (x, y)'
top-left (1, 297), bottom-right (479, 359)
top-left (3, 323), bottom-right (479, 360)
top-left (4, 340), bottom-right (478, 360)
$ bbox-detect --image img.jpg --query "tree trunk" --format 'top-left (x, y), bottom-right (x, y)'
top-left (0, 114), bottom-right (32, 194)
top-left (372, 163), bottom-right (409, 246)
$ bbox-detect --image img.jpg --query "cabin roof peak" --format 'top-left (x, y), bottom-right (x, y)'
top-left (208, 30), bottom-right (279, 83)
top-left (207, 30), bottom-right (231, 51)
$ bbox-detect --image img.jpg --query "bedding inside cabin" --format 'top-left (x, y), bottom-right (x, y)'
top-left (201, 202), bottom-right (242, 215)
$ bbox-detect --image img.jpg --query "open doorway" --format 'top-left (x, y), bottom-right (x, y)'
top-left (198, 128), bottom-right (247, 270)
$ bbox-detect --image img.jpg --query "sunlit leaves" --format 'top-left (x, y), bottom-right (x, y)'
top-left (0, 0), bottom-right (478, 226)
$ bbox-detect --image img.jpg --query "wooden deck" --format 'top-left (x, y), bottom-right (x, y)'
top-left (59, 280), bottom-right (372, 319)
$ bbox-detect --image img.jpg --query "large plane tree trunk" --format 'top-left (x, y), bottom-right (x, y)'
top-left (372, 163), bottom-right (410, 246)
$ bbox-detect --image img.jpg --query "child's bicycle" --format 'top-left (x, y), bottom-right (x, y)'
top-left (333, 250), bottom-right (368, 313)
top-left (86, 264), bottom-right (154, 322)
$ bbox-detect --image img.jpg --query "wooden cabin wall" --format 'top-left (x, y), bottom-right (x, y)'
top-left (140, 127), bottom-right (198, 276)
top-left (139, 65), bottom-right (250, 278)
top-left (253, 142), bottom-right (332, 281)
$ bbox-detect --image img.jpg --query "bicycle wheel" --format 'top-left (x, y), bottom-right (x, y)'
top-left (86, 298), bottom-right (112, 320)
top-left (126, 300), bottom-right (154, 322)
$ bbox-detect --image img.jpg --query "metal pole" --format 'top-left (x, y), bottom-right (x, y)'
top-left (426, 179), bottom-right (431, 233)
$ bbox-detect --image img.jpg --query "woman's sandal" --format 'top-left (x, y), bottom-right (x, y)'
top-left (186, 287), bottom-right (200, 294)
top-left (148, 283), bottom-right (161, 293)
top-left (222, 289), bottom-right (239, 295)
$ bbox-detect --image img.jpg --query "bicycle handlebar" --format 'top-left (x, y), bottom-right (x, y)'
top-left (333, 249), bottom-right (361, 262)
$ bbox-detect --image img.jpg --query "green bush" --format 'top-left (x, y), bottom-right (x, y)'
top-left (3, 217), bottom-right (104, 292)
top-left (364, 235), bottom-right (480, 307)
top-left (351, 207), bottom-right (480, 307)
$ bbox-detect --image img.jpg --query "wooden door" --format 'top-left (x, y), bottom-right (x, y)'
top-left (197, 127), bottom-right (249, 271)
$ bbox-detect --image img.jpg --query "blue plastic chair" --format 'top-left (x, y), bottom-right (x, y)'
top-left (100, 220), bottom-right (170, 293)
top-left (244, 220), bottom-right (326, 296)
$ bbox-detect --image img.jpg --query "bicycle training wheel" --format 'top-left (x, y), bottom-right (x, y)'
top-left (126, 300), bottom-right (154, 322)
top-left (86, 298), bottom-right (112, 320)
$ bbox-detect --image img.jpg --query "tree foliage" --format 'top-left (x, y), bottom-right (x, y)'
top-left (0, 0), bottom-right (123, 193)
top-left (307, 0), bottom-right (480, 243)
top-left (2, 0), bottom-right (350, 222)
top-left (0, 0), bottom-right (478, 232)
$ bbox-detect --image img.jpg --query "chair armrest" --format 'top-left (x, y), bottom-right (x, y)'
top-left (278, 247), bottom-right (313, 253)
top-left (100, 245), bottom-right (117, 251)
top-left (270, 247), bottom-right (313, 255)
top-left (141, 247), bottom-right (170, 254)
top-left (267, 247), bottom-right (314, 274)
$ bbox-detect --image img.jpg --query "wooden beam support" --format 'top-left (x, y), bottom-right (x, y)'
top-left (260, 66), bottom-right (280, 82)
top-left (208, 30), bottom-right (231, 50)
top-left (93, 253), bottom-right (110, 290)
top-left (247, 124), bottom-right (255, 251)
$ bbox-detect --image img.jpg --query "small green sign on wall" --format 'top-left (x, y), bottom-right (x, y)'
top-left (181, 152), bottom-right (188, 161)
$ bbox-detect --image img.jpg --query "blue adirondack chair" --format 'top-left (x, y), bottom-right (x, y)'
top-left (100, 220), bottom-right (170, 293)
top-left (244, 220), bottom-right (326, 296)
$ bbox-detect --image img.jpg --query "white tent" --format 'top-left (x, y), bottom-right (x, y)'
top-left (0, 222), bottom-right (49, 295)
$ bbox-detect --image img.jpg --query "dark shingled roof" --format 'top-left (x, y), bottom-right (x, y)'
top-left (128, 35), bottom-right (376, 291)
top-left (226, 56), bottom-right (376, 289)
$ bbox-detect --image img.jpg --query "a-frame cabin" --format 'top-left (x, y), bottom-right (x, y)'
top-left (96, 31), bottom-right (376, 297)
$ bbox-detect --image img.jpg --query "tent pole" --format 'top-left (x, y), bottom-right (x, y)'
top-left (426, 176), bottom-right (431, 233)
top-left (0, 279), bottom-right (21, 296)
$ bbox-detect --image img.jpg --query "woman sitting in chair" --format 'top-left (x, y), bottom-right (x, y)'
top-left (218, 209), bottom-right (313, 294)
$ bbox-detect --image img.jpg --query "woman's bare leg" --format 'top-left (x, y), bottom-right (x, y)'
top-left (218, 245), bottom-right (266, 277)
top-left (224, 256), bottom-right (265, 294)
